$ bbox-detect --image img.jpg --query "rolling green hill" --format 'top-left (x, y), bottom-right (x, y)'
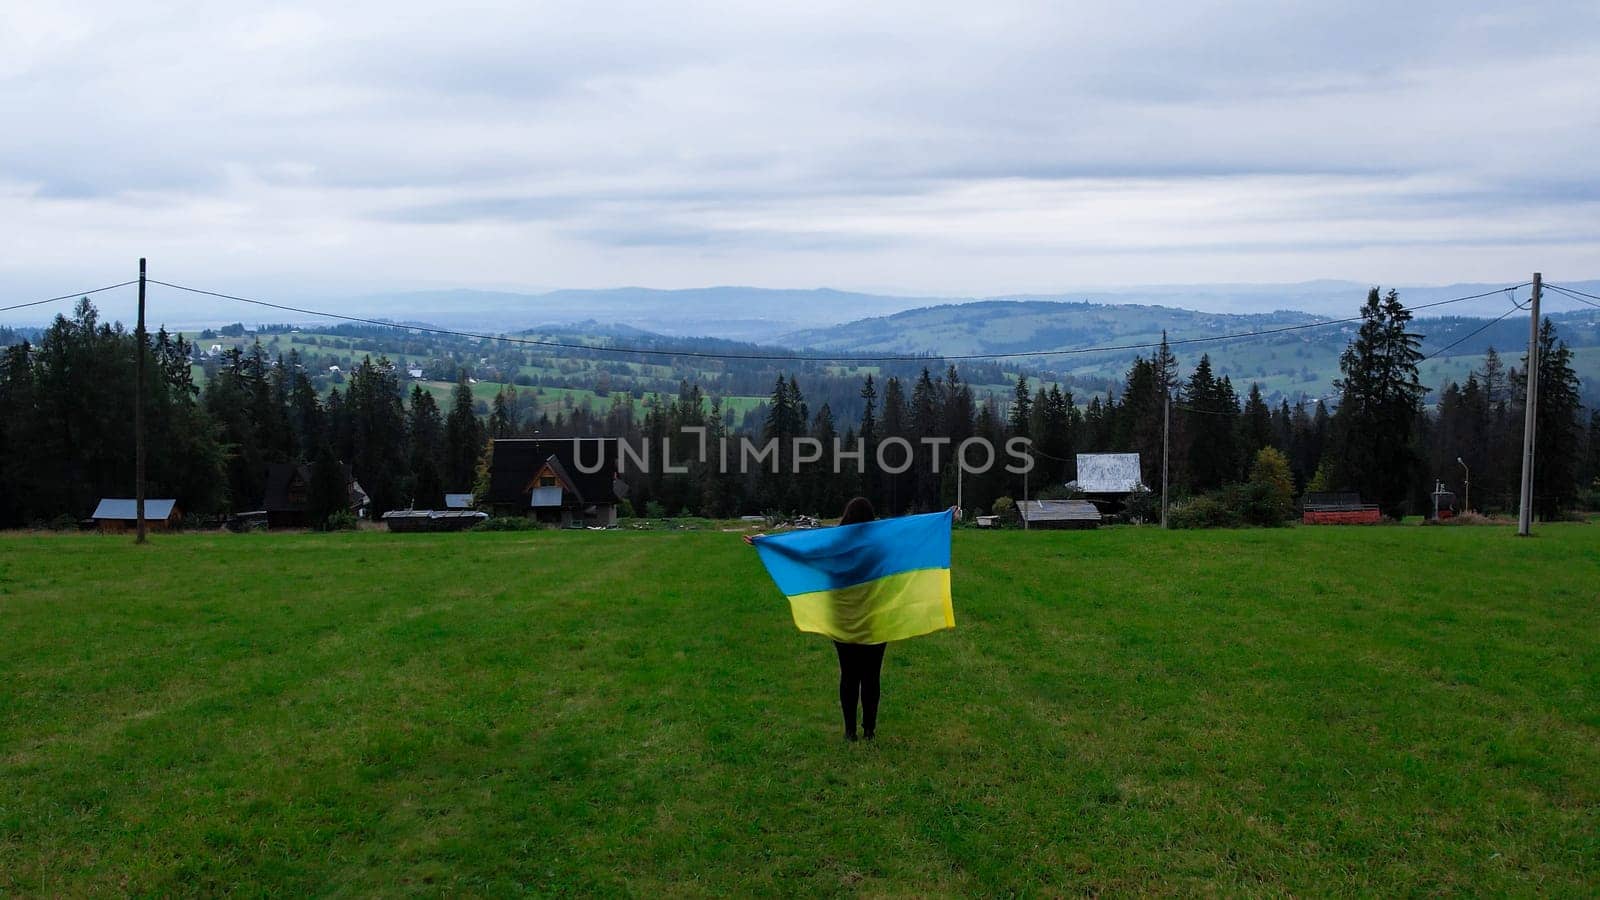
top-left (172, 293), bottom-right (1600, 419)
top-left (785, 301), bottom-right (1600, 404)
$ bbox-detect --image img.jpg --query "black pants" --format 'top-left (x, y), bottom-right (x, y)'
top-left (833, 641), bottom-right (886, 736)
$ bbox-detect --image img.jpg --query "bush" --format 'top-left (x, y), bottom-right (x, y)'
top-left (616, 499), bottom-right (636, 519)
top-left (1168, 494), bottom-right (1242, 530)
top-left (474, 516), bottom-right (539, 532)
top-left (645, 500), bottom-right (666, 519)
top-left (322, 510), bottom-right (358, 532)
top-left (1245, 448), bottom-right (1296, 526)
top-left (991, 496), bottom-right (1016, 522)
top-left (1124, 485), bottom-right (1159, 524)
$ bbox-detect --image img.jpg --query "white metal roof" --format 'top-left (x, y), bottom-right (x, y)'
top-left (1074, 453), bottom-right (1142, 493)
top-left (92, 498), bottom-right (177, 520)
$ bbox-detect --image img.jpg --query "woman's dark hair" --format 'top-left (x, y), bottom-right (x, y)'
top-left (838, 496), bottom-right (876, 526)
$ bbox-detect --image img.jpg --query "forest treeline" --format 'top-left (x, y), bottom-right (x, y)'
top-left (1, 290), bottom-right (1595, 527)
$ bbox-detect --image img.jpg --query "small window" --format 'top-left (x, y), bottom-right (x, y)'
top-left (539, 475), bottom-right (557, 487)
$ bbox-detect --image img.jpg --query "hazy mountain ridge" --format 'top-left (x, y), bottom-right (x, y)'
top-left (777, 298), bottom-right (1600, 405)
top-left (343, 280), bottom-right (1600, 345)
top-left (353, 286), bottom-right (944, 340)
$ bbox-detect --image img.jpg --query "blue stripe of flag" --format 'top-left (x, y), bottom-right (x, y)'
top-left (753, 508), bottom-right (952, 596)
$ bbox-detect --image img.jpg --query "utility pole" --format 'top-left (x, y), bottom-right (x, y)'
top-left (135, 258), bottom-right (148, 545)
top-left (956, 460), bottom-right (963, 522)
top-left (1517, 273), bottom-right (1541, 536)
top-left (1161, 386), bottom-right (1170, 528)
top-left (1023, 451), bottom-right (1030, 531)
top-left (1457, 457), bottom-right (1469, 514)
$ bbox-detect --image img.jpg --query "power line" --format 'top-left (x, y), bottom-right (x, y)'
top-left (1544, 283), bottom-right (1600, 310)
top-left (147, 278), bottom-right (1534, 364)
top-left (1419, 304), bottom-right (1525, 362)
top-left (0, 280), bottom-right (140, 315)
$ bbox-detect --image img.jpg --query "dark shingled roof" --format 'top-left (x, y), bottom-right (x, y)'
top-left (262, 462), bottom-right (356, 512)
top-left (487, 438), bottom-right (623, 507)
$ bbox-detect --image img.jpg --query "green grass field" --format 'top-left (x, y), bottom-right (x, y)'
top-left (2, 525), bottom-right (1596, 894)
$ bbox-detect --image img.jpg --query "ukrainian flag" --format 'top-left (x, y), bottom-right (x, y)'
top-left (752, 509), bottom-right (955, 643)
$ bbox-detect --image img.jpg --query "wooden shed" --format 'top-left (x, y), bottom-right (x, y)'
top-left (1017, 499), bottom-right (1101, 530)
top-left (381, 509), bottom-right (489, 532)
top-left (1301, 492), bottom-right (1382, 525)
top-left (92, 498), bottom-right (181, 533)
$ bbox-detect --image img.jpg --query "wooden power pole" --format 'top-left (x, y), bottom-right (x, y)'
top-left (1517, 273), bottom-right (1541, 537)
top-left (1161, 387), bottom-right (1170, 528)
top-left (135, 258), bottom-right (148, 544)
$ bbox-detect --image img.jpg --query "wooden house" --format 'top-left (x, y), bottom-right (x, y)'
top-left (261, 462), bottom-right (368, 528)
top-left (1017, 499), bottom-right (1101, 530)
top-left (486, 438), bottom-right (625, 526)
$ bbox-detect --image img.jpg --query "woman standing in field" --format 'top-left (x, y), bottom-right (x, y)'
top-left (747, 496), bottom-right (887, 742)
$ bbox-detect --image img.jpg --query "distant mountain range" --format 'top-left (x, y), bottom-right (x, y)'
top-left (776, 299), bottom-right (1600, 405)
top-left (351, 286), bottom-right (942, 340)
top-left (345, 279), bottom-right (1600, 344)
top-left (11, 277), bottom-right (1600, 405)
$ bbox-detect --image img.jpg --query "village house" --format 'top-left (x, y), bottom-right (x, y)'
top-left (259, 461), bottom-right (368, 528)
top-left (486, 438), bottom-right (626, 527)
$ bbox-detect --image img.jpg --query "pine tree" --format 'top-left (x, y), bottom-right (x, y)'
top-left (858, 374), bottom-right (879, 508)
top-left (1010, 374), bottom-right (1032, 438)
top-left (488, 389), bottom-right (515, 438)
top-left (345, 356), bottom-right (409, 517)
top-left (1520, 318), bottom-right (1583, 519)
top-left (812, 403), bottom-right (844, 516)
top-left (1184, 355), bottom-right (1238, 492)
top-left (306, 443), bottom-right (348, 529)
top-left (444, 369), bottom-right (483, 492)
top-left (761, 375), bottom-right (796, 512)
top-left (1240, 383), bottom-right (1274, 464)
top-left (910, 368), bottom-right (943, 511)
top-left (1330, 288), bottom-right (1425, 518)
top-left (407, 386), bottom-right (446, 509)
top-left (1582, 410), bottom-right (1600, 495)
top-left (1120, 357), bottom-right (1164, 489)
top-left (882, 376), bottom-right (911, 514)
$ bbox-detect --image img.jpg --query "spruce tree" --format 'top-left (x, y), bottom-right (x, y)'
top-left (306, 443), bottom-right (349, 529)
top-left (858, 374), bottom-right (879, 508)
top-left (1330, 288), bottom-right (1425, 518)
top-left (1520, 318), bottom-right (1583, 519)
top-left (444, 369), bottom-right (483, 492)
top-left (1240, 383), bottom-right (1274, 464)
top-left (1010, 373), bottom-right (1032, 438)
top-left (882, 376), bottom-right (911, 514)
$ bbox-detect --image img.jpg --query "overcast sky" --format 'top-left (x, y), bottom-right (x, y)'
top-left (3, 1), bottom-right (1598, 320)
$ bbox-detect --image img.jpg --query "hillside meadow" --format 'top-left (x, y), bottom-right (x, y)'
top-left (1, 525), bottom-right (1595, 894)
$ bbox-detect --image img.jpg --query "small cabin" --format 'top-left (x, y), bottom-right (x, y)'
top-left (92, 498), bottom-right (181, 533)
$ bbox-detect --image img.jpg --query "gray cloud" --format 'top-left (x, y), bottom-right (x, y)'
top-left (0, 0), bottom-right (1596, 316)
